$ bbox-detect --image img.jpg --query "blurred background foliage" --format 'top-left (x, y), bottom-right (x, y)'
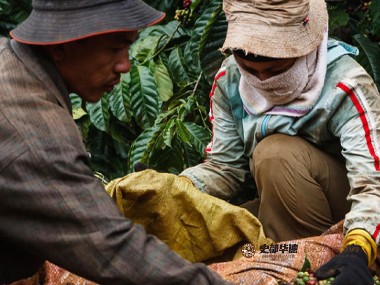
top-left (1, 0), bottom-right (379, 181)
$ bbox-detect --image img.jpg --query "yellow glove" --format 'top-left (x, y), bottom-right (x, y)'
top-left (342, 229), bottom-right (377, 265)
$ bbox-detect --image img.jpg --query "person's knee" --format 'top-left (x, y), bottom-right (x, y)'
top-left (253, 134), bottom-right (300, 168)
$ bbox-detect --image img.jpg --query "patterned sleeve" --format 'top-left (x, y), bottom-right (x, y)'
top-left (0, 79), bottom-right (231, 285)
top-left (181, 64), bottom-right (252, 200)
top-left (329, 60), bottom-right (380, 246)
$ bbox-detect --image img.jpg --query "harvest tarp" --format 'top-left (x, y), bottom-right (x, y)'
top-left (10, 170), bottom-right (380, 285)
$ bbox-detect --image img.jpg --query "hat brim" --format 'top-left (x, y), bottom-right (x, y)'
top-left (221, 0), bottom-right (328, 58)
top-left (10, 0), bottom-right (165, 45)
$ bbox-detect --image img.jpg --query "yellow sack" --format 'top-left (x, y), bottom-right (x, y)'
top-left (106, 169), bottom-right (272, 263)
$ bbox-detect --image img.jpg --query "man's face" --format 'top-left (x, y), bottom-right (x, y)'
top-left (52, 31), bottom-right (138, 102)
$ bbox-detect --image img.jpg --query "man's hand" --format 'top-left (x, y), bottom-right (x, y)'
top-left (314, 245), bottom-right (373, 285)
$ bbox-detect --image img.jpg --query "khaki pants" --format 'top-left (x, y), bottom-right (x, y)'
top-left (242, 134), bottom-right (351, 242)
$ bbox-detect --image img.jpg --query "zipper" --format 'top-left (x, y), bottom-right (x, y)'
top-left (261, 114), bottom-right (271, 138)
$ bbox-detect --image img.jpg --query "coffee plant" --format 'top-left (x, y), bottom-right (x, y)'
top-left (327, 0), bottom-right (380, 87)
top-left (1, 0), bottom-right (379, 180)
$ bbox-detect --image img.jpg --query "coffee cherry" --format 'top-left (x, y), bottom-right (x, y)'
top-left (183, 0), bottom-right (192, 10)
top-left (280, 271), bottom-right (380, 285)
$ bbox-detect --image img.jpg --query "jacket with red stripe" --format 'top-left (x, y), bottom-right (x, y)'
top-left (181, 39), bottom-right (380, 245)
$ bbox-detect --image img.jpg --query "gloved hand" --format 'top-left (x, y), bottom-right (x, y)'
top-left (314, 244), bottom-right (373, 285)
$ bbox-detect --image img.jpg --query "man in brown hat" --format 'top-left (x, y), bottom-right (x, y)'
top-left (0, 1), bottom-right (232, 284)
top-left (179, 0), bottom-right (379, 284)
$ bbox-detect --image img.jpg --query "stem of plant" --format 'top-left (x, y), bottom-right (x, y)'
top-left (145, 22), bottom-right (182, 62)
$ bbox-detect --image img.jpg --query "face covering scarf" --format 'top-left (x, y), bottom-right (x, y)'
top-left (237, 31), bottom-right (328, 117)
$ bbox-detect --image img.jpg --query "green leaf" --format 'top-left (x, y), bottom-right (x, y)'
top-left (0, 1), bottom-right (12, 14)
top-left (76, 115), bottom-right (92, 141)
top-left (70, 93), bottom-right (82, 108)
top-left (183, 41), bottom-right (201, 76)
top-left (11, 9), bottom-right (29, 23)
top-left (328, 8), bottom-right (349, 31)
top-left (200, 16), bottom-right (227, 82)
top-left (197, 0), bottom-right (223, 55)
top-left (190, 0), bottom-right (227, 82)
top-left (175, 119), bottom-right (192, 145)
top-left (130, 35), bottom-right (161, 64)
top-left (168, 47), bottom-right (192, 85)
top-left (353, 34), bottom-right (380, 89)
top-left (0, 0), bottom-right (32, 37)
top-left (177, 96), bottom-right (195, 121)
top-left (183, 95), bottom-right (196, 111)
top-left (108, 121), bottom-right (129, 144)
top-left (149, 137), bottom-right (185, 173)
top-left (72, 108), bottom-right (87, 120)
top-left (183, 141), bottom-right (203, 167)
top-left (108, 77), bottom-right (132, 123)
top-left (301, 256), bottom-right (311, 272)
top-left (113, 138), bottom-right (130, 159)
top-left (183, 121), bottom-right (211, 154)
top-left (162, 118), bottom-right (176, 147)
top-left (128, 125), bottom-right (162, 172)
top-left (190, 0), bottom-right (203, 10)
top-left (139, 20), bottom-right (190, 39)
top-left (129, 65), bottom-right (160, 128)
top-left (152, 57), bottom-right (174, 102)
top-left (87, 130), bottom-right (128, 179)
top-left (85, 95), bottom-right (110, 132)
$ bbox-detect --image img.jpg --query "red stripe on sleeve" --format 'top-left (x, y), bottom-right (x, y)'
top-left (205, 70), bottom-right (227, 155)
top-left (208, 70), bottom-right (227, 121)
top-left (373, 223), bottom-right (380, 240)
top-left (337, 82), bottom-right (380, 171)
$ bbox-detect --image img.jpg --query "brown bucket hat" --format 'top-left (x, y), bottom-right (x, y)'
top-left (221, 0), bottom-right (328, 58)
top-left (10, 0), bottom-right (165, 45)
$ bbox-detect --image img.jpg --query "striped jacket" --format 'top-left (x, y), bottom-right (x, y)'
top-left (0, 38), bottom-right (232, 285)
top-left (181, 39), bottom-right (380, 245)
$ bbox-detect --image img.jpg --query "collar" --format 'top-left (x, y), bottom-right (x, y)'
top-left (10, 40), bottom-right (72, 112)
